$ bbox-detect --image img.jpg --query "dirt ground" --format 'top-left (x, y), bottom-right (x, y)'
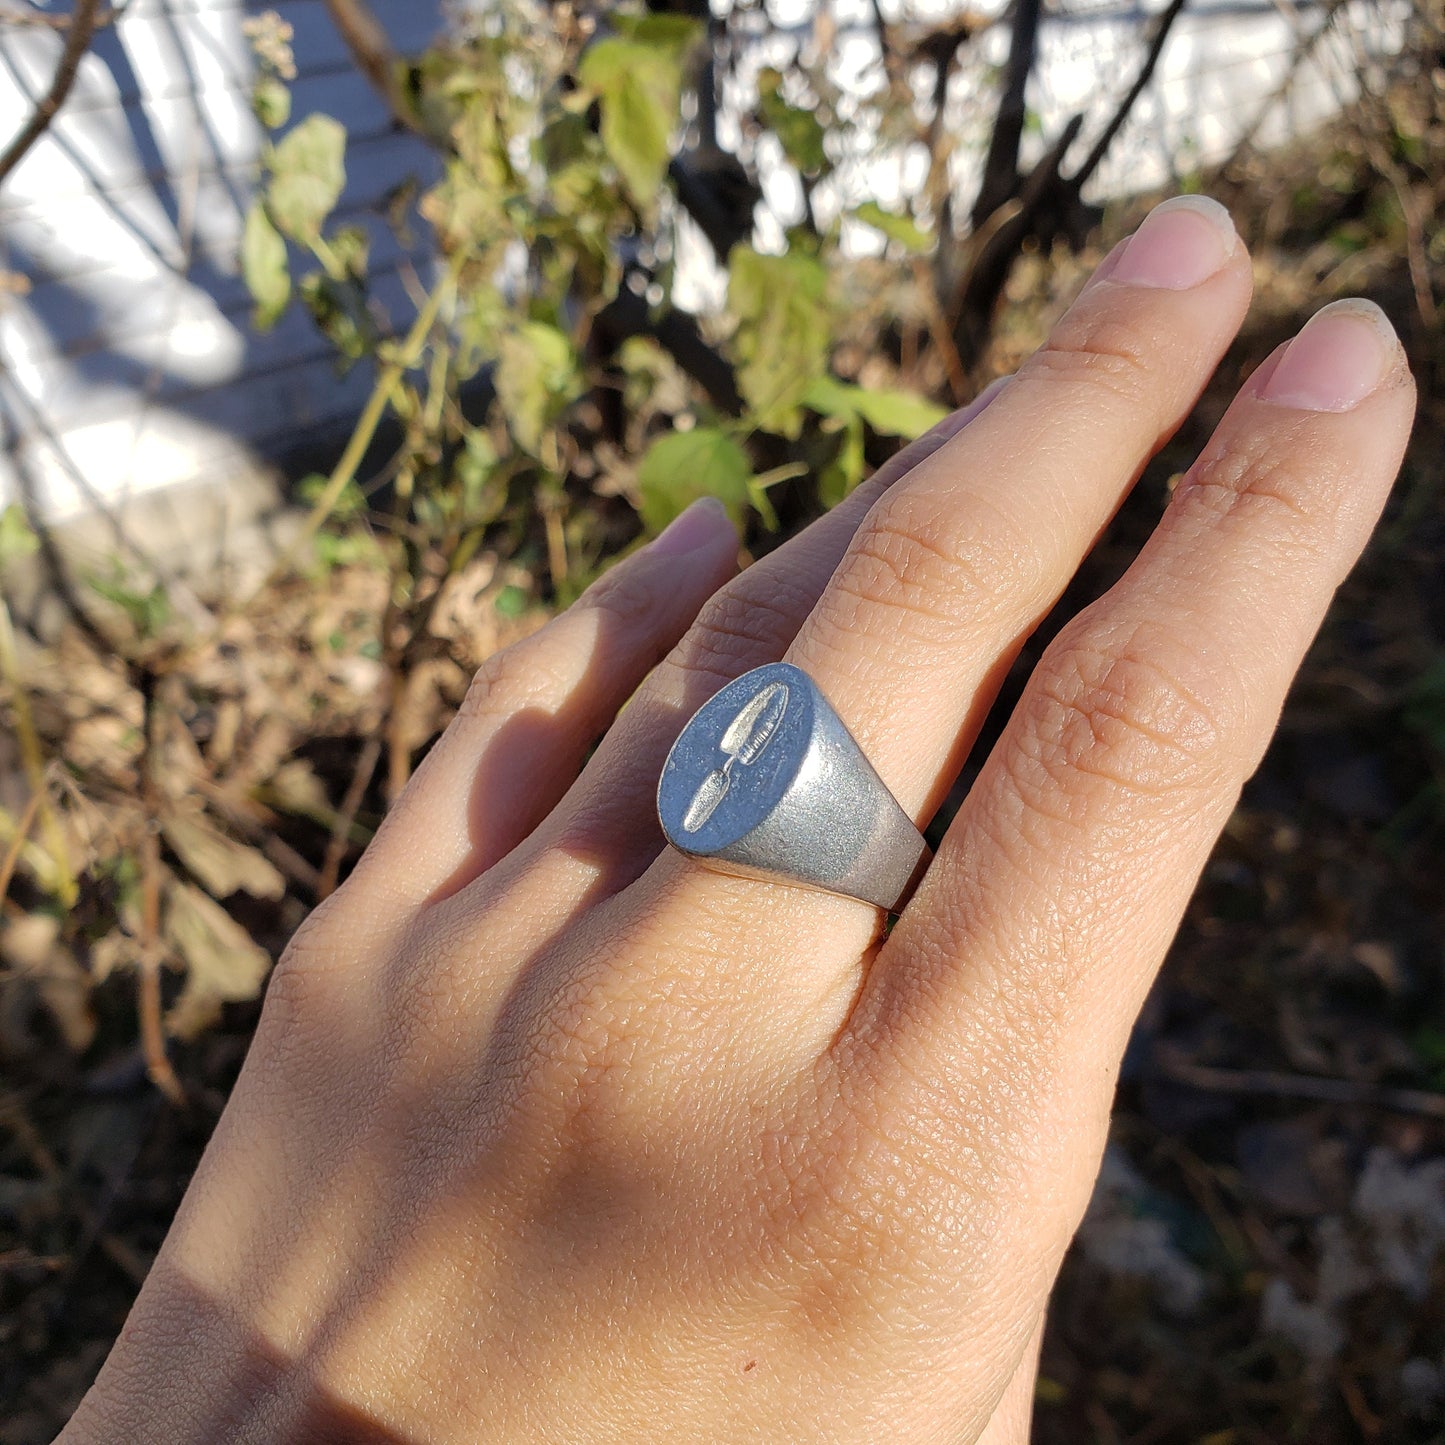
top-left (3, 119), bottom-right (1444, 1443)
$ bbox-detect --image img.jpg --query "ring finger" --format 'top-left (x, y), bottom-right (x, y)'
top-left (641, 195), bottom-right (1254, 959)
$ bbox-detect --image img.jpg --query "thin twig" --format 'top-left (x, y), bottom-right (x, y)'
top-left (136, 678), bottom-right (184, 1105)
top-left (868, 0), bottom-right (901, 87)
top-left (0, 598), bottom-right (76, 904)
top-left (1067, 0), bottom-right (1190, 195)
top-left (317, 736), bottom-right (381, 900)
top-left (0, 3), bottom-right (120, 30)
top-left (1156, 1051), bottom-right (1445, 1121)
top-left (386, 666), bottom-right (413, 802)
top-left (910, 256), bottom-right (970, 405)
top-left (0, 789), bottom-right (41, 903)
top-left (0, 0), bottom-right (104, 186)
top-left (136, 825), bottom-right (184, 1106)
top-left (0, 1091), bottom-right (149, 1283)
top-left (0, 1090), bottom-right (61, 1178)
top-left (245, 249), bottom-right (465, 604)
top-left (1220, 0), bottom-right (1353, 174)
top-left (321, 0), bottom-right (426, 139)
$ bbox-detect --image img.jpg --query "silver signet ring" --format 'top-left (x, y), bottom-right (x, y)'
top-left (657, 662), bottom-right (930, 913)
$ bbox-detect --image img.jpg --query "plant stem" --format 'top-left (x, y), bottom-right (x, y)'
top-left (137, 824), bottom-right (185, 1106)
top-left (248, 249), bottom-right (466, 602)
top-left (0, 790), bottom-right (40, 903)
top-left (0, 598), bottom-right (76, 906)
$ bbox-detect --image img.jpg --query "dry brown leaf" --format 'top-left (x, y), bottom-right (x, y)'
top-left (162, 880), bottom-right (272, 1041)
top-left (266, 757), bottom-right (328, 816)
top-left (0, 913), bottom-right (96, 1052)
top-left (88, 930), bottom-right (141, 985)
top-left (161, 810), bottom-right (285, 900)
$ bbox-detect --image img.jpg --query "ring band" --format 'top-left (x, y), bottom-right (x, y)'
top-left (657, 662), bottom-right (930, 912)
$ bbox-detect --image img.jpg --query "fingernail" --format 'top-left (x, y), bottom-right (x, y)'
top-left (1258, 299), bottom-right (1397, 412)
top-left (651, 496), bottom-right (735, 558)
top-left (1085, 239), bottom-right (1128, 289)
top-left (1111, 195), bottom-right (1237, 290)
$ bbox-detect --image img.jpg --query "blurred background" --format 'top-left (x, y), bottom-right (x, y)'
top-left (0, 1), bottom-right (1441, 1440)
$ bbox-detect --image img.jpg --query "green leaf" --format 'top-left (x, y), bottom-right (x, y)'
top-left (496, 322), bottom-right (579, 453)
top-left (757, 68), bottom-right (829, 175)
top-left (579, 29), bottom-right (698, 210)
top-left (495, 584), bottom-right (529, 618)
top-left (267, 114), bottom-right (346, 243)
top-left (454, 282), bottom-right (506, 379)
top-left (87, 573), bottom-right (171, 638)
top-left (252, 75), bottom-right (291, 129)
top-left (454, 429), bottom-right (507, 528)
top-left (637, 428), bottom-right (753, 532)
top-left (727, 246), bottom-right (830, 437)
top-left (298, 270), bottom-right (374, 365)
top-left (800, 374), bottom-right (860, 421)
top-left (327, 225), bottom-right (370, 279)
top-left (610, 13), bottom-right (704, 60)
top-left (241, 201), bottom-right (290, 329)
top-left (297, 471), bottom-right (365, 523)
top-left (854, 388), bottom-right (947, 437)
top-left (0, 503), bottom-right (38, 571)
top-left (852, 201), bottom-right (932, 254)
top-left (818, 414), bottom-right (865, 509)
top-left (804, 376), bottom-right (946, 438)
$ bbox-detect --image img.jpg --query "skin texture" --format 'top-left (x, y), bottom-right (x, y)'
top-left (59, 200), bottom-right (1416, 1445)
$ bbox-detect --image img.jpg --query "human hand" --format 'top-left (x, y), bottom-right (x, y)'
top-left (62, 197), bottom-right (1416, 1444)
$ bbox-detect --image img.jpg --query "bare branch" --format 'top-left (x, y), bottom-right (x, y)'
top-left (1068, 0), bottom-right (1190, 195)
top-left (594, 288), bottom-right (744, 416)
top-left (0, 3), bottom-right (119, 29)
top-left (321, 0), bottom-right (425, 138)
top-left (869, 0), bottom-right (902, 87)
top-left (971, 0), bottom-right (1041, 227)
top-left (0, 0), bottom-right (105, 187)
top-left (1156, 1049), bottom-right (1445, 1121)
top-left (951, 112), bottom-right (1085, 364)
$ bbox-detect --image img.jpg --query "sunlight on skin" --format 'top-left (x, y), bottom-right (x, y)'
top-left (57, 200), bottom-right (1416, 1445)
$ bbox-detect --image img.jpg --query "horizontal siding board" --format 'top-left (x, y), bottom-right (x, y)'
top-left (8, 121), bottom-right (428, 303)
top-left (60, 2), bottom-right (445, 117)
top-left (0, 0), bottom-right (444, 118)
top-left (0, 66), bottom-right (430, 217)
top-left (162, 348), bottom-right (381, 444)
top-left (17, 213), bottom-right (420, 356)
top-left (11, 263), bottom-right (415, 430)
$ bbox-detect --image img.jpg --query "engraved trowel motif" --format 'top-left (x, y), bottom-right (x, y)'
top-left (681, 681), bottom-right (789, 833)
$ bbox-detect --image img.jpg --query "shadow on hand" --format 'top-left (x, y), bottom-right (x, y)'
top-left (71, 1267), bottom-right (421, 1445)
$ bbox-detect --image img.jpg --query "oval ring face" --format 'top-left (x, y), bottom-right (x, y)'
top-left (657, 663), bottom-right (816, 855)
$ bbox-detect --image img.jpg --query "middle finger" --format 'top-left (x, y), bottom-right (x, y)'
top-left (782, 195), bottom-right (1253, 835)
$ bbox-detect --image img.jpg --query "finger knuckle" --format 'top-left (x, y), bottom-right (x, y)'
top-left (1024, 308), bottom-right (1156, 409)
top-left (674, 579), bottom-right (804, 687)
top-left (1008, 620), bottom-right (1236, 817)
top-left (817, 494), bottom-right (1032, 644)
top-left (583, 557), bottom-right (666, 630)
top-left (456, 644), bottom-right (528, 722)
top-left (1179, 425), bottom-right (1335, 562)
